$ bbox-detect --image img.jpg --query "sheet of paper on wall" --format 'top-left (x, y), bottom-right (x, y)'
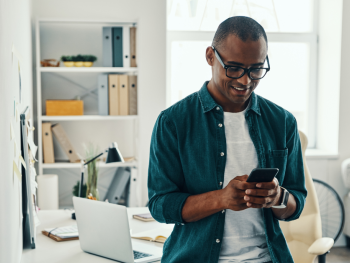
top-left (13, 160), bottom-right (21, 180)
top-left (33, 203), bottom-right (40, 227)
top-left (19, 155), bottom-right (26, 170)
top-left (10, 122), bottom-right (15, 141)
top-left (18, 62), bottom-right (22, 104)
top-left (30, 164), bottom-right (38, 198)
top-left (15, 101), bottom-right (20, 123)
top-left (27, 119), bottom-right (38, 159)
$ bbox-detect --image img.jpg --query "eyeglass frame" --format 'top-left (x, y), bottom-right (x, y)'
top-left (212, 46), bottom-right (270, 80)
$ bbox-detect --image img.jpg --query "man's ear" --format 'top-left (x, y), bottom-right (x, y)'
top-left (206, 46), bottom-right (214, 66)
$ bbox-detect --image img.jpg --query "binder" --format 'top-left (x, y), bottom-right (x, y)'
top-left (51, 123), bottom-right (80, 163)
top-left (42, 122), bottom-right (55, 163)
top-left (130, 27), bottom-right (137, 67)
top-left (123, 25), bottom-right (130, 67)
top-left (112, 27), bottom-right (123, 67)
top-left (128, 75), bottom-right (137, 115)
top-left (104, 167), bottom-right (131, 204)
top-left (127, 167), bottom-right (138, 207)
top-left (98, 74), bottom-right (109, 115)
top-left (102, 27), bottom-right (113, 67)
top-left (119, 75), bottom-right (129, 115)
top-left (109, 74), bottom-right (120, 115)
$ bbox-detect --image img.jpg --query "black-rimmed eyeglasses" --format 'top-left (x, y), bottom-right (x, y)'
top-left (212, 46), bottom-right (270, 80)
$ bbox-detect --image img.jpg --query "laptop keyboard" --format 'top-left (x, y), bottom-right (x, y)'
top-left (133, 250), bottom-right (152, 260)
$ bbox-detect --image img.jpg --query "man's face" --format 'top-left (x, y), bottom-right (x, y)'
top-left (206, 34), bottom-right (267, 111)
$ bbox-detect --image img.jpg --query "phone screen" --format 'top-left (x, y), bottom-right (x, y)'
top-left (246, 168), bottom-right (279, 182)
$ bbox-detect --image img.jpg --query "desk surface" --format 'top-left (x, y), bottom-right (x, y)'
top-left (21, 208), bottom-right (164, 263)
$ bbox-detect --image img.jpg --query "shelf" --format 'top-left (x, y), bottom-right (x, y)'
top-left (42, 160), bottom-right (138, 169)
top-left (38, 18), bottom-right (138, 24)
top-left (41, 115), bottom-right (138, 121)
top-left (39, 67), bottom-right (138, 73)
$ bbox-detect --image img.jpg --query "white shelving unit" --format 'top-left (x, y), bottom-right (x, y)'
top-left (42, 160), bottom-right (138, 169)
top-left (35, 18), bottom-right (140, 207)
top-left (41, 115), bottom-right (138, 121)
top-left (39, 67), bottom-right (138, 73)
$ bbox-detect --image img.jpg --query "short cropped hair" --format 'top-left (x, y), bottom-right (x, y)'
top-left (212, 16), bottom-right (268, 50)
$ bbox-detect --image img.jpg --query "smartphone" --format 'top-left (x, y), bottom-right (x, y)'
top-left (246, 168), bottom-right (279, 182)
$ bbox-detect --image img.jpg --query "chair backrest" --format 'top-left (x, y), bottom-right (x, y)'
top-left (279, 130), bottom-right (322, 247)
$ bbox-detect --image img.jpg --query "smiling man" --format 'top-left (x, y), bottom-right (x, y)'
top-left (148, 16), bottom-right (307, 263)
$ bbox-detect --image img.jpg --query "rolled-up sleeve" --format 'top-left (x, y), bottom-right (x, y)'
top-left (282, 116), bottom-right (308, 222)
top-left (148, 112), bottom-right (191, 224)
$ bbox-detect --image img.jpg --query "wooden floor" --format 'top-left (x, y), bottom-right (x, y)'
top-left (313, 247), bottom-right (350, 263)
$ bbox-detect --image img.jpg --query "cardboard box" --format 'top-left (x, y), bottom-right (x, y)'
top-left (46, 100), bottom-right (83, 116)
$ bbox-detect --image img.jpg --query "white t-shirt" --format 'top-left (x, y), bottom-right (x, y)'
top-left (218, 106), bottom-right (271, 263)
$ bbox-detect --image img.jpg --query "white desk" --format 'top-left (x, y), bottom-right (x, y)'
top-left (21, 208), bottom-right (164, 263)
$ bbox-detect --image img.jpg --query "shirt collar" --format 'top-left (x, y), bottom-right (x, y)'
top-left (198, 81), bottom-right (261, 116)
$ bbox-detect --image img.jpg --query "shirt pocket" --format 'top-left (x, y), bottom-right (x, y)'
top-left (266, 148), bottom-right (288, 184)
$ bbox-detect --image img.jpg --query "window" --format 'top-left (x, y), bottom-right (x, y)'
top-left (167, 0), bottom-right (318, 148)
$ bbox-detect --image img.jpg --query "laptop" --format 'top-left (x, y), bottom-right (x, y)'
top-left (73, 197), bottom-right (162, 263)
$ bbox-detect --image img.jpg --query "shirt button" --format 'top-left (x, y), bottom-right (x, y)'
top-left (216, 239), bottom-right (220, 243)
top-left (216, 107), bottom-right (220, 110)
top-left (219, 182), bottom-right (222, 186)
top-left (222, 210), bottom-right (225, 213)
top-left (220, 152), bottom-right (224, 156)
top-left (218, 123), bottom-right (222, 127)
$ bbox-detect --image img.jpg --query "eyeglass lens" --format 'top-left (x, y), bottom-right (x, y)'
top-left (226, 67), bottom-right (268, 80)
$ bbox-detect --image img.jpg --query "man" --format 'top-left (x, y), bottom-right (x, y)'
top-left (148, 16), bottom-right (307, 263)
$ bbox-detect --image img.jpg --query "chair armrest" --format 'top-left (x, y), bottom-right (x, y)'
top-left (308, 237), bottom-right (334, 255)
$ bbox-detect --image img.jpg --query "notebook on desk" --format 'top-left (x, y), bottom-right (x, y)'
top-left (42, 225), bottom-right (79, 242)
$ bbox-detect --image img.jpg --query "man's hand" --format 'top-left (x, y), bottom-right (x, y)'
top-left (221, 175), bottom-right (258, 211)
top-left (244, 177), bottom-right (282, 208)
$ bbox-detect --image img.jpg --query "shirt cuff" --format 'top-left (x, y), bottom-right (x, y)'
top-left (163, 192), bottom-right (191, 224)
top-left (283, 189), bottom-right (305, 222)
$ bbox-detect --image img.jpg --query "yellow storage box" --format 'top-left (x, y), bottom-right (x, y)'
top-left (46, 100), bottom-right (84, 116)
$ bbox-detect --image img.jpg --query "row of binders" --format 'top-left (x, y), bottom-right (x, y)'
top-left (103, 26), bottom-right (137, 68)
top-left (42, 123), bottom-right (80, 163)
top-left (98, 74), bottom-right (137, 116)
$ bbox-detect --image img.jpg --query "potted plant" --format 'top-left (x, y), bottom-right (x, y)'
top-left (84, 143), bottom-right (100, 200)
top-left (73, 54), bottom-right (84, 67)
top-left (82, 55), bottom-right (97, 67)
top-left (61, 55), bottom-right (74, 67)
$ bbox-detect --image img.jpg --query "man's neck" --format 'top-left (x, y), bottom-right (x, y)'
top-left (207, 80), bottom-right (251, 113)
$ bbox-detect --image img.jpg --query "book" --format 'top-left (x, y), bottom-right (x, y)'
top-left (119, 75), bottom-right (129, 115)
top-left (42, 225), bottom-right (79, 242)
top-left (130, 27), bottom-right (137, 67)
top-left (112, 27), bottom-right (123, 67)
top-left (132, 213), bottom-right (154, 222)
top-left (123, 25), bottom-right (130, 67)
top-left (104, 167), bottom-right (130, 204)
top-left (51, 123), bottom-right (80, 163)
top-left (128, 75), bottom-right (137, 115)
top-left (131, 226), bottom-right (173, 243)
top-left (98, 74), bottom-right (109, 115)
top-left (102, 27), bottom-right (113, 67)
top-left (42, 122), bottom-right (55, 163)
top-left (127, 167), bottom-right (138, 207)
top-left (108, 74), bottom-right (120, 115)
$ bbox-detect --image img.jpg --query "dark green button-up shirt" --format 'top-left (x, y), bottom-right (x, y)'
top-left (148, 81), bottom-right (307, 263)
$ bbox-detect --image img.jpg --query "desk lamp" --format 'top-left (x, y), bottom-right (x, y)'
top-left (72, 142), bottom-right (124, 219)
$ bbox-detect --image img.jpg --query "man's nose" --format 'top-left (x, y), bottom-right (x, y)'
top-left (237, 72), bottom-right (251, 86)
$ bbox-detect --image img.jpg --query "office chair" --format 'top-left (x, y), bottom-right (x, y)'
top-left (279, 131), bottom-right (335, 263)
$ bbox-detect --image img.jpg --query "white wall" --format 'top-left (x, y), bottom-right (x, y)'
top-left (32, 0), bottom-right (166, 205)
top-left (0, 0), bottom-right (33, 262)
